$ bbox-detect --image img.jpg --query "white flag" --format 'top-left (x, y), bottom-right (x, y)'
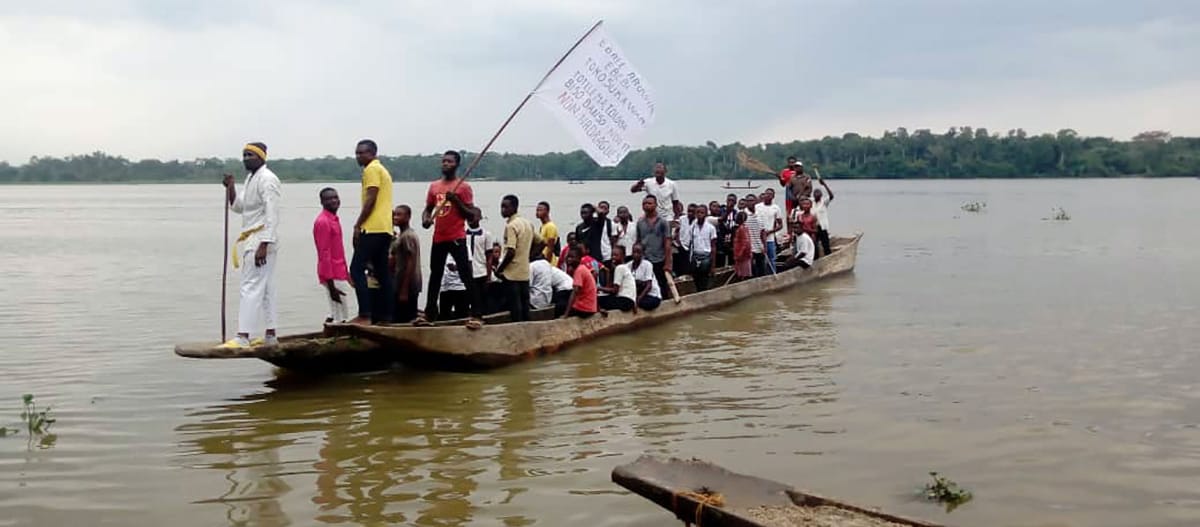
top-left (534, 23), bottom-right (655, 167)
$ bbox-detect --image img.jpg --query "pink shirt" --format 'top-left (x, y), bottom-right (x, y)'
top-left (313, 209), bottom-right (350, 283)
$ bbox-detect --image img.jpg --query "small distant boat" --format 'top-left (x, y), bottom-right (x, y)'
top-left (613, 456), bottom-right (946, 527)
top-left (568, 179), bottom-right (585, 184)
top-left (721, 180), bottom-right (761, 190)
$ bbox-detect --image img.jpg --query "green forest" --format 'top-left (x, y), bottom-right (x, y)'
top-left (2, 127), bottom-right (1196, 183)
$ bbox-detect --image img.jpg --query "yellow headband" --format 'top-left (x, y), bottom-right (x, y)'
top-left (243, 144), bottom-right (267, 161)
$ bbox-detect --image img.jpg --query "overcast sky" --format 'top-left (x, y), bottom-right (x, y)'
top-left (1, 0), bottom-right (1197, 164)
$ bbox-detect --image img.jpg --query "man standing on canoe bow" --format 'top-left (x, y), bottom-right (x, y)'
top-left (416, 150), bottom-right (484, 329)
top-left (221, 142), bottom-right (281, 348)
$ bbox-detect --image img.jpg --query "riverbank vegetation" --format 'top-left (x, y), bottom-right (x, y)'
top-left (3, 128), bottom-right (1196, 183)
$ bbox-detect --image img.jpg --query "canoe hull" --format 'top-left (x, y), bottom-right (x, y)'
top-left (175, 233), bottom-right (860, 372)
top-left (612, 455), bottom-right (945, 527)
top-left (329, 233), bottom-right (860, 369)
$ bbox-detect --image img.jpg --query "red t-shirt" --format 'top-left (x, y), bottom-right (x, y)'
top-left (571, 264), bottom-right (598, 313)
top-left (779, 168), bottom-right (795, 186)
top-left (426, 178), bottom-right (474, 243)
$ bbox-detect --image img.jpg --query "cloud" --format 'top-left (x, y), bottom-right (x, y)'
top-left (1, 0), bottom-right (1197, 164)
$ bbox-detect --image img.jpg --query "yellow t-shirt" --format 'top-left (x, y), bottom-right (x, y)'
top-left (540, 221), bottom-right (559, 266)
top-left (360, 159), bottom-right (393, 234)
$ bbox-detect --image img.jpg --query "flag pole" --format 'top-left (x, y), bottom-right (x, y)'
top-left (453, 20), bottom-right (604, 189)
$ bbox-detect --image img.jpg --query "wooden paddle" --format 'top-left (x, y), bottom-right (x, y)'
top-left (221, 193), bottom-right (229, 342)
top-left (736, 150), bottom-right (776, 175)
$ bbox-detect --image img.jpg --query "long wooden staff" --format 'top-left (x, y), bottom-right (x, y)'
top-left (451, 20), bottom-right (604, 192)
top-left (221, 193), bottom-right (229, 342)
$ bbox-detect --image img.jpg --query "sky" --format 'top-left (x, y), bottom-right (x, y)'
top-left (1, 0), bottom-right (1198, 164)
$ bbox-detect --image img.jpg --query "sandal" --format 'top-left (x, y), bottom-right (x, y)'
top-left (412, 314), bottom-right (433, 327)
top-left (465, 318), bottom-right (483, 330)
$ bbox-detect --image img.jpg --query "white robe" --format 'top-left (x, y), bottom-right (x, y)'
top-left (231, 166), bottom-right (281, 335)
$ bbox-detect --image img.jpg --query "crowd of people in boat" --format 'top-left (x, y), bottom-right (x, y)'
top-left (220, 141), bottom-right (834, 348)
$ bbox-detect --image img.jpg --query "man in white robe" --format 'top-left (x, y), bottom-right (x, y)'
top-left (221, 142), bottom-right (282, 348)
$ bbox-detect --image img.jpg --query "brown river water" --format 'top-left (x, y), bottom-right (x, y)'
top-left (0, 179), bottom-right (1197, 526)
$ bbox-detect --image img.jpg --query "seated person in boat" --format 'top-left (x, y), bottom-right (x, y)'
top-left (557, 232), bottom-right (577, 271)
top-left (529, 244), bottom-right (575, 317)
top-left (628, 243), bottom-right (663, 311)
top-left (562, 245), bottom-right (599, 319)
top-left (598, 244), bottom-right (638, 313)
top-left (783, 226), bottom-right (815, 271)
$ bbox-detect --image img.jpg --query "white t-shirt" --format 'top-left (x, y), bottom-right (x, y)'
top-left (530, 260), bottom-right (574, 308)
top-left (794, 232), bottom-right (815, 267)
top-left (756, 203), bottom-right (784, 244)
top-left (629, 259), bottom-right (661, 299)
top-left (598, 217), bottom-right (613, 261)
top-left (689, 221), bottom-right (717, 256)
top-left (465, 227), bottom-right (495, 279)
top-left (441, 261), bottom-right (465, 291)
top-left (677, 219), bottom-right (692, 249)
top-left (640, 177), bottom-right (679, 222)
top-left (613, 220), bottom-right (638, 255)
top-left (813, 200), bottom-right (830, 232)
top-left (612, 263), bottom-right (637, 300)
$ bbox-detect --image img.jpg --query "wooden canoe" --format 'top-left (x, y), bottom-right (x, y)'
top-left (612, 455), bottom-right (946, 527)
top-left (324, 233), bottom-right (859, 370)
top-left (176, 233), bottom-right (860, 372)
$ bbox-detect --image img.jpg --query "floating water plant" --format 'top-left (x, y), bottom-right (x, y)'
top-left (921, 471), bottom-right (973, 512)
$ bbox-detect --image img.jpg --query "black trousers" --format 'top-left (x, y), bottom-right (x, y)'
top-left (651, 261), bottom-right (674, 300)
top-left (350, 232), bottom-right (393, 321)
top-left (599, 295), bottom-right (635, 312)
top-left (507, 280), bottom-right (532, 322)
top-left (690, 253), bottom-right (713, 292)
top-left (752, 253), bottom-right (767, 278)
top-left (816, 228), bottom-right (832, 259)
top-left (638, 295), bottom-right (662, 311)
top-left (551, 290), bottom-right (572, 318)
top-left (425, 239), bottom-right (481, 320)
top-left (439, 290), bottom-right (468, 320)
top-left (393, 294), bottom-right (419, 324)
top-left (568, 308), bottom-right (596, 318)
top-left (672, 248), bottom-right (690, 277)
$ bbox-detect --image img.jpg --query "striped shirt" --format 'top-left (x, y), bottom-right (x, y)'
top-left (744, 210), bottom-right (764, 254)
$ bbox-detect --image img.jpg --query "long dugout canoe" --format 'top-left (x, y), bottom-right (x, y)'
top-left (612, 455), bottom-right (946, 527)
top-left (323, 233), bottom-right (861, 370)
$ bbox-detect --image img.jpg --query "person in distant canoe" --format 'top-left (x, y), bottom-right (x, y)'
top-left (536, 201), bottom-right (560, 267)
top-left (417, 150), bottom-right (483, 329)
top-left (495, 194), bottom-right (538, 322)
top-left (348, 139), bottom-right (394, 325)
top-left (221, 142), bottom-right (281, 348)
top-left (313, 187), bottom-right (351, 324)
top-left (390, 205), bottom-right (422, 323)
top-left (630, 161), bottom-right (682, 222)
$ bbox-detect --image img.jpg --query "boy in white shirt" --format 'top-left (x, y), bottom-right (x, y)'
top-left (756, 189), bottom-right (784, 274)
top-left (688, 205), bottom-right (718, 291)
top-left (598, 245), bottom-right (638, 312)
top-left (628, 243), bottom-right (662, 311)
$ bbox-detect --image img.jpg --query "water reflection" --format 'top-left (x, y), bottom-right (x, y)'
top-left (172, 283), bottom-right (843, 526)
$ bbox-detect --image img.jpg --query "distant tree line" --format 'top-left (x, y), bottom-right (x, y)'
top-left (2, 127), bottom-right (1196, 183)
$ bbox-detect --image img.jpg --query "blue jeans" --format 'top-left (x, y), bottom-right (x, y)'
top-left (765, 241), bottom-right (777, 274)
